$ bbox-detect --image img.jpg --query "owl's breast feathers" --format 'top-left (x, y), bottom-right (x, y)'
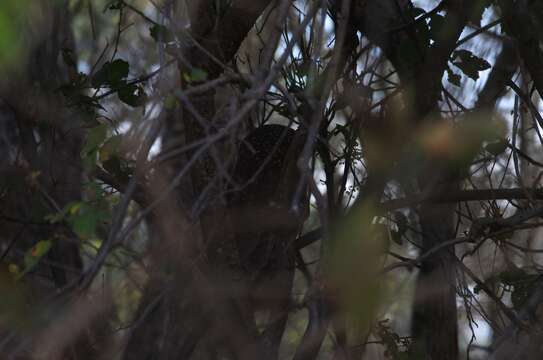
top-left (229, 125), bottom-right (309, 273)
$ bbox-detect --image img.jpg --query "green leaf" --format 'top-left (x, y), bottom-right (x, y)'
top-left (452, 49), bottom-right (491, 81)
top-left (18, 240), bottom-right (53, 279)
top-left (117, 83), bottom-right (147, 107)
top-left (484, 138), bottom-right (509, 156)
top-left (91, 59), bottom-right (130, 88)
top-left (47, 199), bottom-right (109, 240)
top-left (99, 135), bottom-right (123, 162)
top-left (149, 24), bottom-right (174, 43)
top-left (0, 2), bottom-right (27, 70)
top-left (82, 124), bottom-right (108, 156)
top-left (183, 68), bottom-right (208, 83)
top-left (163, 94), bottom-right (178, 110)
top-left (108, 59), bottom-right (130, 82)
top-left (91, 63), bottom-right (110, 88)
top-left (69, 203), bottom-right (108, 239)
top-left (81, 124), bottom-right (109, 170)
top-left (29, 241), bottom-right (52, 259)
top-left (190, 68), bottom-right (208, 82)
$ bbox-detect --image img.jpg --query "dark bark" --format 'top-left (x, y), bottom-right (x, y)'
top-left (351, 1), bottom-right (476, 358)
top-left (410, 194), bottom-right (459, 359)
top-left (124, 2), bottom-right (291, 358)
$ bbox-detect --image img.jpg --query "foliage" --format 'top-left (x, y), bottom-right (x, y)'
top-left (2, 0), bottom-right (543, 359)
